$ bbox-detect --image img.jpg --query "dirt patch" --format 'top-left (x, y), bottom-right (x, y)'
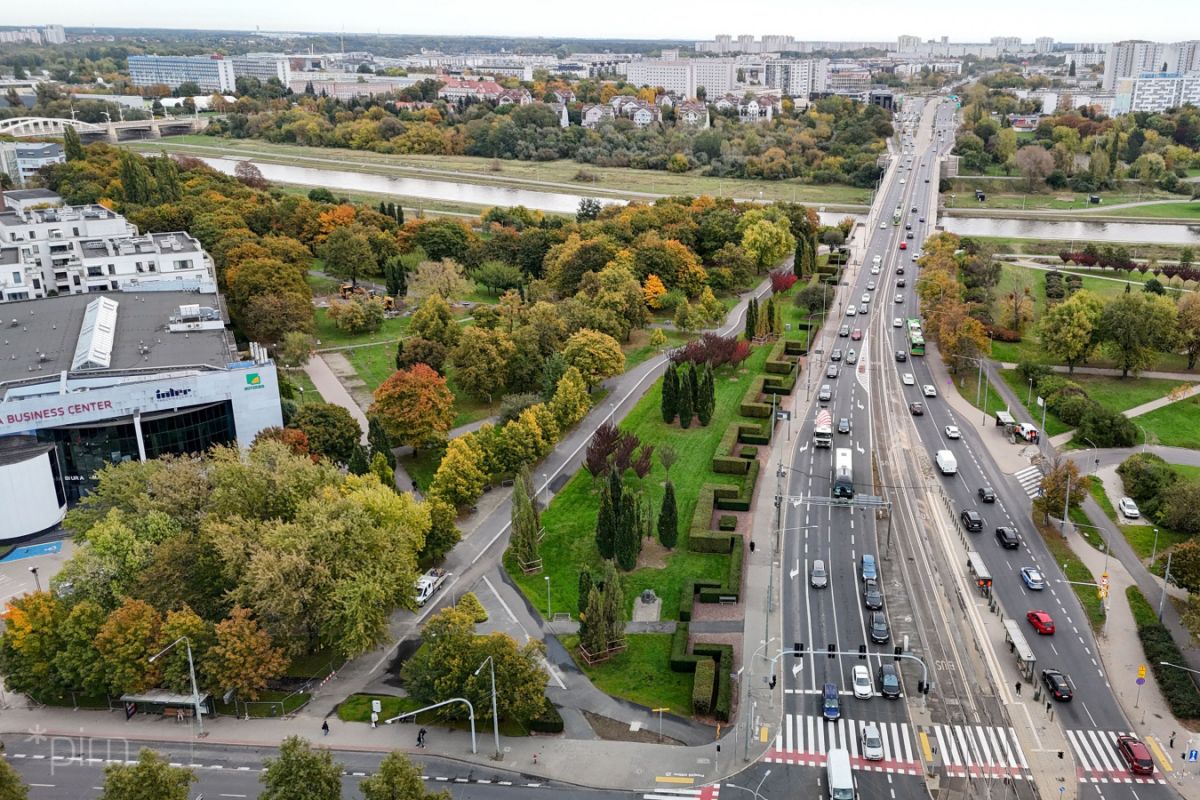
top-left (638, 537), bottom-right (671, 569)
top-left (581, 710), bottom-right (685, 746)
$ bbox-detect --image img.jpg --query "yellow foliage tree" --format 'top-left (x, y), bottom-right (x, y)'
top-left (430, 435), bottom-right (488, 509)
top-left (549, 366), bottom-right (592, 429)
top-left (643, 274), bottom-right (668, 310)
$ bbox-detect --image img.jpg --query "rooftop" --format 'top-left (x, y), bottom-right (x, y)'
top-left (0, 291), bottom-right (235, 390)
top-left (0, 204), bottom-right (120, 228)
top-left (2, 189), bottom-right (60, 203)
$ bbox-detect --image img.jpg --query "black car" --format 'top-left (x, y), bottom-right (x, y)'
top-left (863, 579), bottom-right (883, 610)
top-left (1042, 668), bottom-right (1073, 701)
top-left (831, 349), bottom-right (843, 362)
top-left (838, 418), bottom-right (851, 434)
top-left (877, 664), bottom-right (901, 698)
top-left (896, 350), bottom-right (908, 362)
top-left (897, 278), bottom-right (906, 287)
top-left (995, 526), bottom-right (1020, 549)
top-left (960, 509), bottom-right (983, 532)
top-left (909, 401), bottom-right (924, 415)
top-left (869, 611), bottom-right (890, 644)
top-left (896, 266), bottom-right (905, 275)
top-left (906, 232), bottom-right (914, 240)
top-left (978, 487), bottom-right (996, 503)
top-left (905, 223), bottom-right (912, 231)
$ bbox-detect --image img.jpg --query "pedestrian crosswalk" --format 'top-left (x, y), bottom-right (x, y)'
top-left (930, 723), bottom-right (1029, 779)
top-left (1067, 729), bottom-right (1166, 784)
top-left (766, 714), bottom-right (921, 775)
top-left (643, 785), bottom-right (720, 800)
top-left (1014, 465), bottom-right (1044, 498)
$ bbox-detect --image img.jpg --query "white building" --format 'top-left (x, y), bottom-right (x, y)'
top-left (230, 55), bottom-right (293, 86)
top-left (127, 55), bottom-right (237, 92)
top-left (1102, 40), bottom-right (1200, 89)
top-left (1034, 37), bottom-right (1055, 55)
top-left (581, 104), bottom-right (616, 128)
top-left (1126, 73), bottom-right (1200, 113)
top-left (692, 59), bottom-right (738, 97)
top-left (0, 29), bottom-right (41, 45)
top-left (764, 58), bottom-right (829, 98)
top-left (0, 291), bottom-right (281, 540)
top-left (0, 142), bottom-right (64, 188)
top-left (990, 37), bottom-right (1024, 53)
top-left (625, 59), bottom-right (696, 97)
top-left (0, 194), bottom-right (214, 303)
top-left (42, 25), bottom-right (65, 45)
top-left (897, 35), bottom-right (922, 53)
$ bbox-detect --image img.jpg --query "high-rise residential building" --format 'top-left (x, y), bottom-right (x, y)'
top-left (0, 29), bottom-right (41, 45)
top-left (624, 58), bottom-right (738, 98)
top-left (897, 35), bottom-right (922, 53)
top-left (127, 55), bottom-right (237, 92)
top-left (230, 55), bottom-right (293, 86)
top-left (736, 34), bottom-right (756, 53)
top-left (692, 59), bottom-right (738, 96)
top-left (41, 25), bottom-right (65, 44)
top-left (1034, 37), bottom-right (1054, 54)
top-left (990, 36), bottom-right (1023, 53)
top-left (764, 58), bottom-right (829, 98)
top-left (1100, 40), bottom-right (1200, 89)
top-left (1127, 73), bottom-right (1200, 112)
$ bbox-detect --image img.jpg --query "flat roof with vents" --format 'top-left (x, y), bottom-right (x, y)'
top-left (71, 296), bottom-right (119, 371)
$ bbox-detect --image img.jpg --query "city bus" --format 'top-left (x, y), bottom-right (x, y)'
top-left (833, 448), bottom-right (854, 500)
top-left (892, 206), bottom-right (902, 225)
top-left (907, 318), bottom-right (925, 356)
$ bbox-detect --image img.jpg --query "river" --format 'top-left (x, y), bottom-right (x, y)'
top-left (199, 157), bottom-right (1200, 244)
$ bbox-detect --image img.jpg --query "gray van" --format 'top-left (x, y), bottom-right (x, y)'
top-left (826, 747), bottom-right (855, 799)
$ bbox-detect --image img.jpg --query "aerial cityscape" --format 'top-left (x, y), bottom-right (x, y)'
top-left (1, 8), bottom-right (1200, 800)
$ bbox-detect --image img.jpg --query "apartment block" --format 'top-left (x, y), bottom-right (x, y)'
top-left (764, 58), bottom-right (829, 98)
top-left (0, 143), bottom-right (64, 188)
top-left (127, 55), bottom-right (237, 92)
top-left (230, 55), bottom-right (292, 86)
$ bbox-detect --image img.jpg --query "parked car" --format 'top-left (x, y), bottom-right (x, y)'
top-left (1118, 497), bottom-right (1140, 519)
top-left (862, 579), bottom-right (883, 610)
top-left (995, 526), bottom-right (1020, 549)
top-left (1021, 567), bottom-right (1046, 590)
top-left (960, 509), bottom-right (983, 532)
top-left (852, 665), bottom-right (873, 699)
top-left (978, 487), bottom-right (996, 503)
top-left (1116, 735), bottom-right (1155, 775)
top-left (1041, 668), bottom-right (1073, 701)
top-left (1026, 610), bottom-right (1055, 635)
top-left (877, 664), bottom-right (901, 698)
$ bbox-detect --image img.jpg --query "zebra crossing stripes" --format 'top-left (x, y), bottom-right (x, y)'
top-left (643, 785), bottom-right (720, 800)
top-left (1066, 729), bottom-right (1166, 785)
top-left (1014, 465), bottom-right (1044, 498)
top-left (765, 714), bottom-right (920, 775)
top-left (931, 724), bottom-right (1028, 779)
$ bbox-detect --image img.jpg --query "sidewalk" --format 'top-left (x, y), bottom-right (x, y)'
top-left (998, 361), bottom-right (1200, 384)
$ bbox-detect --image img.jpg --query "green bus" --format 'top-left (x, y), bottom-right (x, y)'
top-left (907, 318), bottom-right (925, 356)
top-left (893, 206), bottom-right (902, 225)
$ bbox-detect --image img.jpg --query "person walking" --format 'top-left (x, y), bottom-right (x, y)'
top-left (417, 728), bottom-right (427, 748)
top-left (321, 720), bottom-right (330, 736)
top-left (1015, 681), bottom-right (1021, 696)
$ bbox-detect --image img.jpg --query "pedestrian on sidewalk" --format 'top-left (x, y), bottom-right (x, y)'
top-left (1171, 732), bottom-right (1177, 749)
top-left (321, 720), bottom-right (329, 736)
top-left (1015, 681), bottom-right (1021, 696)
top-left (417, 728), bottom-right (427, 748)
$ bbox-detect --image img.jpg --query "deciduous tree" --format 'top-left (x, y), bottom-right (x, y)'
top-left (429, 435), bottom-right (488, 509)
top-left (408, 258), bottom-right (474, 302)
top-left (451, 327), bottom-right (517, 401)
top-left (1099, 292), bottom-right (1179, 377)
top-left (643, 274), bottom-right (668, 309)
top-left (1178, 292), bottom-right (1200, 370)
top-left (395, 336), bottom-right (449, 374)
top-left (562, 329), bottom-right (625, 387)
top-left (290, 402), bottom-right (361, 465)
top-left (548, 366), bottom-right (591, 429)
top-left (409, 293), bottom-right (461, 348)
top-left (99, 749), bottom-right (194, 800)
top-left (1015, 145), bottom-right (1055, 191)
top-left (94, 599), bottom-right (163, 696)
top-left (740, 218), bottom-right (796, 273)
top-left (319, 224), bottom-right (376, 285)
top-left (1039, 290), bottom-right (1103, 373)
top-left (202, 606), bottom-right (287, 701)
top-left (370, 364), bottom-right (455, 450)
top-left (361, 751), bottom-right (451, 800)
top-left (259, 737), bottom-right (343, 800)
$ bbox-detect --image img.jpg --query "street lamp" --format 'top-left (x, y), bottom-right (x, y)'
top-left (544, 576), bottom-right (551, 619)
top-left (474, 655), bottom-right (501, 760)
top-left (1150, 528), bottom-right (1161, 569)
top-left (149, 636), bottom-right (204, 736)
top-left (1136, 422), bottom-right (1149, 453)
top-left (27, 566), bottom-right (41, 593)
top-left (725, 769), bottom-right (772, 800)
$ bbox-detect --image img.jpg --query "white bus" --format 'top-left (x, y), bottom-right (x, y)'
top-left (833, 448), bottom-right (854, 500)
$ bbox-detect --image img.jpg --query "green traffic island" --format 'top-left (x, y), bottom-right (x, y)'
top-left (336, 693), bottom-right (562, 736)
top-left (1126, 587), bottom-right (1200, 720)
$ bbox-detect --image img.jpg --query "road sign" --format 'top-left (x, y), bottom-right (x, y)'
top-left (1137, 677), bottom-right (1146, 685)
top-left (1138, 664), bottom-right (1147, 679)
top-left (1189, 750), bottom-right (1198, 762)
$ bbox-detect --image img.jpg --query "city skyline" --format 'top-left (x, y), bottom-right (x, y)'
top-left (3, 0), bottom-right (1195, 46)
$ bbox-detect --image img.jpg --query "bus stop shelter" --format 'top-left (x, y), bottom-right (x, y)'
top-left (966, 551), bottom-right (992, 597)
top-left (119, 689), bottom-right (213, 720)
top-left (1002, 619), bottom-right (1036, 681)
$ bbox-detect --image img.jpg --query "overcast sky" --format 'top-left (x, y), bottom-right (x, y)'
top-left (10, 0), bottom-right (1192, 44)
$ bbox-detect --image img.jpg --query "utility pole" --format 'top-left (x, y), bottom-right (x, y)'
top-left (1159, 550), bottom-right (1173, 622)
top-left (1061, 473), bottom-right (1072, 535)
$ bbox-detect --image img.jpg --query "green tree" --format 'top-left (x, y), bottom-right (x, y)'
top-left (259, 736), bottom-right (343, 800)
top-left (319, 224), bottom-right (376, 286)
top-left (741, 218), bottom-right (796, 273)
top-left (99, 749), bottom-right (194, 800)
top-left (421, 497), bottom-right (462, 562)
top-left (657, 480), bottom-right (678, 549)
top-left (62, 125), bottom-right (84, 161)
top-left (451, 327), bottom-right (517, 401)
top-left (0, 758), bottom-right (27, 800)
top-left (1038, 290), bottom-right (1102, 372)
top-left (508, 467), bottom-right (541, 569)
top-left (744, 297), bottom-right (758, 340)
top-left (1167, 539), bottom-right (1200, 593)
top-left (117, 151), bottom-right (153, 205)
top-left (562, 329), bottom-right (625, 387)
top-left (661, 361), bottom-right (679, 423)
top-left (0, 591), bottom-right (64, 697)
top-left (54, 599), bottom-right (107, 696)
top-left (360, 750), bottom-right (452, 800)
top-left (600, 562), bottom-right (625, 648)
top-left (677, 366), bottom-right (694, 429)
top-left (615, 490), bottom-right (639, 570)
top-left (395, 336), bottom-right (449, 374)
top-left (1099, 292), bottom-right (1179, 377)
top-left (474, 260), bottom-right (525, 295)
top-left (94, 599), bottom-right (163, 695)
top-left (158, 605), bottom-right (214, 695)
top-left (348, 443), bottom-right (370, 475)
top-left (579, 586), bottom-right (607, 655)
top-left (596, 468), bottom-right (620, 560)
top-left (368, 415), bottom-right (396, 468)
top-left (150, 155), bottom-right (183, 203)
top-left (382, 254), bottom-right (409, 298)
top-left (277, 331), bottom-right (315, 368)
top-left (696, 364), bottom-right (715, 426)
top-left (409, 293), bottom-right (461, 348)
top-left (291, 402), bottom-right (362, 465)
top-left (577, 570), bottom-right (593, 616)
top-left (203, 605), bottom-right (288, 701)
top-left (1177, 293), bottom-right (1200, 370)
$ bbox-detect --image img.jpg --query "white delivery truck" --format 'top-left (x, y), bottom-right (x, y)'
top-left (935, 449), bottom-right (958, 475)
top-left (826, 747), bottom-right (855, 799)
top-left (814, 409), bottom-right (834, 448)
top-left (415, 568), bottom-right (449, 607)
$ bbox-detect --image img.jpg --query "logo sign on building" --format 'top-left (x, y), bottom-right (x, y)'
top-left (244, 372), bottom-right (264, 390)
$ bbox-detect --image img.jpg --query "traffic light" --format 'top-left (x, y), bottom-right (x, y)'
top-left (917, 681), bottom-right (925, 693)
top-left (828, 644), bottom-right (836, 659)
top-left (795, 642), bottom-right (803, 659)
top-left (894, 646), bottom-right (902, 662)
top-left (922, 682), bottom-right (931, 695)
top-left (858, 645), bottom-right (867, 660)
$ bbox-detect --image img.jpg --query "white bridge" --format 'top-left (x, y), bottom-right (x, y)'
top-left (0, 116), bottom-right (210, 140)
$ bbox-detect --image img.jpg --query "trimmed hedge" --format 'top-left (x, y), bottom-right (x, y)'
top-left (1128, 586), bottom-right (1200, 719)
top-left (529, 700), bottom-right (565, 733)
top-left (739, 373), bottom-right (797, 417)
top-left (697, 537), bottom-right (744, 603)
top-left (714, 424), bottom-right (752, 474)
top-left (670, 623), bottom-right (701, 671)
top-left (692, 658), bottom-right (716, 716)
top-left (718, 515), bottom-right (737, 531)
top-left (678, 580), bottom-right (722, 621)
top-left (766, 338), bottom-right (800, 375)
top-left (714, 461), bottom-right (760, 512)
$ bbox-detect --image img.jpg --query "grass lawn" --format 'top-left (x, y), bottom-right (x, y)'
top-left (1172, 464), bottom-right (1200, 481)
top-left (623, 327), bottom-right (691, 371)
top-left (998, 369), bottom-right (1070, 437)
top-left (945, 186), bottom-right (1178, 211)
top-left (283, 368), bottom-right (325, 405)
top-left (966, 236), bottom-right (1193, 264)
top-left (509, 346), bottom-right (771, 620)
top-left (343, 343), bottom-right (496, 427)
top-left (217, 690), bottom-right (311, 718)
top-left (559, 633), bottom-right (695, 716)
top-left (315, 307), bottom-right (412, 347)
top-left (1098, 202), bottom-right (1200, 220)
top-left (1121, 525), bottom-right (1189, 564)
top-left (1035, 519), bottom-right (1105, 632)
top-left (337, 694), bottom-right (528, 735)
top-left (952, 367), bottom-right (1011, 418)
top-left (399, 447), bottom-right (443, 493)
top-left (284, 649), bottom-right (344, 679)
top-left (1089, 480), bottom-right (1118, 521)
top-left (1137, 394), bottom-right (1200, 449)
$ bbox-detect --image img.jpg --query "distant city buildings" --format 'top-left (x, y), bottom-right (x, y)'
top-left (0, 142), bottom-right (64, 189)
top-left (0, 25), bottom-right (64, 45)
top-left (1102, 40), bottom-right (1200, 89)
top-left (128, 55), bottom-right (237, 92)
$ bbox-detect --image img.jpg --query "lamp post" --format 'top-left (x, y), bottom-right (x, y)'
top-left (27, 566), bottom-right (41, 593)
top-left (1150, 528), bottom-right (1161, 569)
top-left (544, 576), bottom-right (551, 619)
top-left (1159, 550), bottom-right (1173, 623)
top-left (1136, 422), bottom-right (1148, 453)
top-left (725, 769), bottom-right (772, 800)
top-left (149, 636), bottom-right (203, 736)
top-left (474, 655), bottom-right (501, 761)
top-left (1027, 377), bottom-right (1034, 406)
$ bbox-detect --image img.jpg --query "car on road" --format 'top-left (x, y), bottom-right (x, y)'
top-left (960, 509), bottom-right (983, 532)
top-left (897, 265), bottom-right (906, 274)
top-left (1026, 610), bottom-right (1055, 635)
top-left (863, 579), bottom-right (883, 610)
top-left (823, 682), bottom-right (842, 720)
top-left (846, 304), bottom-right (857, 316)
top-left (1119, 497), bottom-right (1141, 519)
top-left (900, 178), bottom-right (906, 184)
top-left (810, 559), bottom-right (828, 589)
top-left (826, 363), bottom-right (840, 379)
top-left (896, 350), bottom-right (907, 362)
top-left (852, 665), bottom-right (873, 699)
top-left (924, 178), bottom-right (930, 183)
top-left (861, 723), bottom-right (884, 761)
top-left (919, 217), bottom-right (926, 223)
top-left (869, 611), bottom-right (890, 644)
top-left (923, 385), bottom-right (937, 397)
top-left (1021, 567), bottom-right (1046, 590)
top-left (1041, 668), bottom-right (1073, 701)
top-left (851, 328), bottom-right (862, 340)
top-left (944, 425), bottom-right (961, 439)
top-left (910, 402), bottom-right (924, 415)
top-left (877, 664), bottom-right (901, 698)
top-left (839, 324), bottom-right (850, 337)
top-left (906, 232), bottom-right (915, 240)
top-left (995, 526), bottom-right (1020, 549)
top-left (867, 281), bottom-right (876, 291)
top-left (897, 278), bottom-right (906, 287)
top-left (895, 293), bottom-right (904, 303)
top-left (905, 223), bottom-right (913, 231)
top-left (1116, 735), bottom-right (1155, 775)
top-left (831, 348), bottom-right (843, 361)
top-left (871, 265), bottom-right (881, 274)
top-left (861, 294), bottom-right (871, 305)
top-left (978, 487), bottom-right (996, 503)
top-left (894, 317), bottom-right (903, 327)
top-left (819, 384), bottom-right (832, 402)
top-left (899, 242), bottom-right (907, 250)
top-left (881, 221), bottom-right (888, 229)
top-left (902, 373), bottom-right (915, 385)
top-left (846, 350), bottom-right (858, 365)
top-left (838, 418), bottom-right (851, 434)
top-left (911, 206), bottom-right (918, 213)
top-left (860, 554), bottom-right (878, 582)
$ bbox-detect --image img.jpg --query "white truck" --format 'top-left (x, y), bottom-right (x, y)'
top-left (935, 449), bottom-right (958, 475)
top-left (814, 409), bottom-right (834, 448)
top-left (415, 568), bottom-right (449, 607)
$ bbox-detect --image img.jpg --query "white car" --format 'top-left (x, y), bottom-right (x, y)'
top-left (881, 221), bottom-right (888, 229)
top-left (846, 305), bottom-right (857, 317)
top-left (902, 373), bottom-right (915, 385)
top-left (900, 178), bottom-right (906, 184)
top-left (871, 265), bottom-right (881, 274)
top-left (893, 317), bottom-right (903, 327)
top-left (945, 425), bottom-right (961, 439)
top-left (852, 665), bottom-right (873, 699)
top-left (861, 294), bottom-right (871, 305)
top-left (912, 253), bottom-right (919, 261)
top-left (1118, 497), bottom-right (1141, 519)
top-left (895, 294), bottom-right (904, 303)
top-left (867, 280), bottom-right (876, 291)
top-left (923, 385), bottom-right (937, 398)
top-left (860, 723), bottom-right (885, 761)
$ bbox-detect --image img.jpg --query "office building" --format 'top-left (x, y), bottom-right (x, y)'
top-left (826, 64), bottom-right (871, 96)
top-left (127, 55), bottom-right (237, 92)
top-left (0, 143), bottom-right (64, 188)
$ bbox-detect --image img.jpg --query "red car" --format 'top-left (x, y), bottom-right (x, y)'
top-left (1027, 610), bottom-right (1055, 635)
top-left (1116, 735), bottom-right (1154, 775)
top-left (851, 328), bottom-right (863, 341)
top-left (899, 242), bottom-right (908, 250)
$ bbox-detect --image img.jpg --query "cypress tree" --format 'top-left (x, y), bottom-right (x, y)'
top-left (688, 362), bottom-right (701, 411)
top-left (348, 444), bottom-right (370, 476)
top-left (697, 364), bottom-right (715, 426)
top-left (379, 201), bottom-right (388, 215)
top-left (510, 467), bottom-right (540, 568)
top-left (602, 563), bottom-right (625, 648)
top-left (616, 492), bottom-right (638, 570)
top-left (596, 482), bottom-right (615, 559)
top-left (578, 570), bottom-right (593, 615)
top-left (765, 297), bottom-right (776, 338)
top-left (661, 362), bottom-right (678, 423)
top-left (771, 296), bottom-right (783, 336)
top-left (745, 298), bottom-right (758, 340)
top-left (658, 480), bottom-right (678, 548)
top-left (677, 367), bottom-right (694, 429)
top-left (368, 415), bottom-right (395, 469)
top-left (580, 586), bottom-right (607, 655)
top-left (62, 126), bottom-right (84, 161)
top-left (396, 205), bottom-right (405, 224)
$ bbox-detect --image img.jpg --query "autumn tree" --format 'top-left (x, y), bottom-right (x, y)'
top-left (1178, 292), bottom-right (1200, 370)
top-left (1003, 279), bottom-right (1034, 333)
top-left (409, 293), bottom-right (461, 348)
top-left (319, 224), bottom-right (376, 285)
top-left (203, 606), bottom-right (287, 701)
top-left (99, 749), bottom-right (195, 800)
top-left (643, 274), bottom-right (668, 309)
top-left (1015, 145), bottom-right (1055, 191)
top-left (1099, 292), bottom-right (1179, 377)
top-left (741, 217), bottom-right (796, 273)
top-left (938, 303), bottom-right (991, 367)
top-left (259, 737), bottom-right (343, 800)
top-left (370, 364), bottom-right (455, 450)
top-left (562, 329), bottom-right (625, 387)
top-left (429, 435), bottom-right (488, 509)
top-left (0, 591), bottom-right (64, 696)
top-left (1039, 290), bottom-right (1103, 372)
top-left (395, 336), bottom-right (449, 374)
top-left (548, 366), bottom-right (591, 429)
top-left (326, 295), bottom-right (386, 335)
top-left (452, 327), bottom-right (517, 401)
top-left (239, 292), bottom-right (315, 348)
top-left (407, 258), bottom-right (474, 302)
top-left (158, 605), bottom-right (213, 695)
top-left (360, 751), bottom-right (451, 800)
top-left (1034, 456), bottom-right (1089, 523)
top-left (290, 402), bottom-right (362, 464)
top-left (94, 599), bottom-right (163, 695)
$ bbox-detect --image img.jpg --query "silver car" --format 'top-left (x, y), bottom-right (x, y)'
top-left (861, 723), bottom-right (884, 761)
top-left (810, 559), bottom-right (828, 589)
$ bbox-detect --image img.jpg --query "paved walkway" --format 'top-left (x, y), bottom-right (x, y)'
top-left (1041, 378), bottom-right (1200, 449)
top-left (999, 257), bottom-right (1199, 294)
top-left (998, 362), bottom-right (1200, 384)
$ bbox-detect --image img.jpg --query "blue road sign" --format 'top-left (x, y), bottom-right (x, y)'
top-left (1136, 677), bottom-right (1146, 686)
top-left (1188, 749), bottom-right (1198, 762)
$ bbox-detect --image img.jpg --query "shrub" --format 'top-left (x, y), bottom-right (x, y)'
top-left (528, 700), bottom-right (565, 733)
top-left (1077, 407), bottom-right (1137, 448)
top-left (718, 515), bottom-right (737, 531)
top-left (455, 592), bottom-right (489, 623)
top-left (1017, 361), bottom-right (1052, 388)
top-left (691, 658), bottom-right (716, 716)
top-left (498, 392), bottom-right (541, 424)
top-left (988, 327), bottom-right (1022, 343)
top-left (1035, 374), bottom-right (1071, 398)
top-left (1117, 452), bottom-right (1179, 505)
top-left (1139, 621), bottom-right (1200, 719)
top-left (1053, 394), bottom-right (1098, 427)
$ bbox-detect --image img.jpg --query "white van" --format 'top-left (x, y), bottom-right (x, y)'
top-left (827, 747), bottom-right (855, 799)
top-left (935, 449), bottom-right (958, 475)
